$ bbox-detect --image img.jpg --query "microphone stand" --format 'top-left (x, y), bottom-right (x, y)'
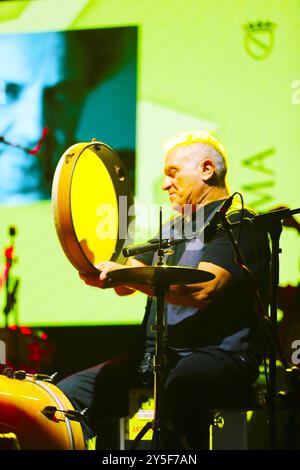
top-left (3, 228), bottom-right (18, 329)
top-left (219, 207), bottom-right (300, 450)
top-left (258, 214), bottom-right (282, 450)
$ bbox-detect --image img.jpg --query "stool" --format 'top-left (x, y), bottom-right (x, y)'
top-left (209, 408), bottom-right (262, 450)
top-left (209, 383), bottom-right (266, 450)
top-left (210, 404), bottom-right (300, 450)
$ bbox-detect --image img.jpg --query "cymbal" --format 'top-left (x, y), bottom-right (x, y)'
top-left (107, 266), bottom-right (215, 287)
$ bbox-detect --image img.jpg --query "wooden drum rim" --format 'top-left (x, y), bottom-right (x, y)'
top-left (52, 141), bottom-right (133, 274)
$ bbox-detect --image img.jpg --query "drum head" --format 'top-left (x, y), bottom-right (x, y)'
top-left (52, 141), bottom-right (134, 274)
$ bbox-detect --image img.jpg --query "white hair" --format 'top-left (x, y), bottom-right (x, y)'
top-left (164, 130), bottom-right (228, 187)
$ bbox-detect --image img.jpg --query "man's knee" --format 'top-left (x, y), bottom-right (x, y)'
top-left (165, 358), bottom-right (209, 391)
top-left (164, 366), bottom-right (211, 416)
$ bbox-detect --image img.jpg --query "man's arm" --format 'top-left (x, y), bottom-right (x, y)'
top-left (81, 258), bottom-right (233, 308)
top-left (164, 261), bottom-right (232, 308)
top-left (122, 261), bottom-right (233, 308)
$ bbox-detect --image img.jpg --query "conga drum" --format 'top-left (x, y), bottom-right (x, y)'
top-left (52, 141), bottom-right (134, 273)
top-left (0, 374), bottom-right (85, 450)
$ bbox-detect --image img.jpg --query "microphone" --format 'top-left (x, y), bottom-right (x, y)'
top-left (203, 194), bottom-right (235, 243)
top-left (124, 196), bottom-right (236, 256)
top-left (9, 226), bottom-right (16, 238)
top-left (123, 239), bottom-right (171, 257)
top-left (122, 232), bottom-right (189, 257)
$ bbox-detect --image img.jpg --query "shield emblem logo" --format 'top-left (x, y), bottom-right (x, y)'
top-left (243, 21), bottom-right (276, 61)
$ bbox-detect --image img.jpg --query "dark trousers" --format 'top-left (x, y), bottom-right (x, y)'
top-left (57, 347), bottom-right (259, 449)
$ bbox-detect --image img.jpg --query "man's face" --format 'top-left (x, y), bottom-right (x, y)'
top-left (162, 144), bottom-right (205, 213)
top-left (0, 32), bottom-right (89, 204)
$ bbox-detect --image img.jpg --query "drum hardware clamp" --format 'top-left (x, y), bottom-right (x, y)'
top-left (41, 406), bottom-right (88, 422)
top-left (64, 152), bottom-right (75, 164)
top-left (33, 372), bottom-right (58, 383)
top-left (13, 370), bottom-right (26, 380)
top-left (92, 137), bottom-right (101, 152)
top-left (9, 371), bottom-right (58, 382)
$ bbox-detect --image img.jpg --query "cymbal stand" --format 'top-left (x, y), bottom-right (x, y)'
top-left (131, 207), bottom-right (179, 450)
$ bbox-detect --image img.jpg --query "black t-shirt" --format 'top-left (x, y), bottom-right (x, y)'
top-left (134, 198), bottom-right (270, 360)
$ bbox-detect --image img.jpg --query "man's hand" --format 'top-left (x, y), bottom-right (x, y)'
top-left (96, 261), bottom-right (128, 280)
top-left (79, 272), bottom-right (107, 288)
top-left (79, 258), bottom-right (153, 297)
top-left (79, 261), bottom-right (126, 288)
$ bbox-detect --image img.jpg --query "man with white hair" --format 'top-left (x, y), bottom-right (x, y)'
top-left (58, 131), bottom-right (270, 449)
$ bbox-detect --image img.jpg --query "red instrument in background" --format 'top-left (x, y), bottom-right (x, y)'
top-left (0, 326), bottom-right (54, 374)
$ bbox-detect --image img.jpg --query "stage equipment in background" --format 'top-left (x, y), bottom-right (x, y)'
top-left (1, 226), bottom-right (18, 328)
top-left (218, 203), bottom-right (300, 450)
top-left (0, 326), bottom-right (54, 374)
top-left (0, 226), bottom-right (53, 373)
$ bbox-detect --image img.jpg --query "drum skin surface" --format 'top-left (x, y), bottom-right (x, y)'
top-left (0, 375), bottom-right (85, 450)
top-left (52, 141), bottom-right (133, 274)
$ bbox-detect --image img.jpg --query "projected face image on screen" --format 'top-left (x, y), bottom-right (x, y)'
top-left (0, 28), bottom-right (137, 205)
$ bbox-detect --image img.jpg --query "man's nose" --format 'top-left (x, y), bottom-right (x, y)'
top-left (163, 176), bottom-right (173, 191)
top-left (14, 85), bottom-right (46, 146)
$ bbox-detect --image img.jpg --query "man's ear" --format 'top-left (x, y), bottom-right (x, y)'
top-left (199, 159), bottom-right (215, 181)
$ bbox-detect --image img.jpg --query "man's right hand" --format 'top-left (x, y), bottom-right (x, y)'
top-left (79, 261), bottom-right (127, 288)
top-left (79, 272), bottom-right (107, 289)
top-left (79, 271), bottom-right (137, 296)
top-left (79, 258), bottom-right (151, 296)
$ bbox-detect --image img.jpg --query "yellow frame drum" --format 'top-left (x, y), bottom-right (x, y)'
top-left (52, 141), bottom-right (133, 274)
